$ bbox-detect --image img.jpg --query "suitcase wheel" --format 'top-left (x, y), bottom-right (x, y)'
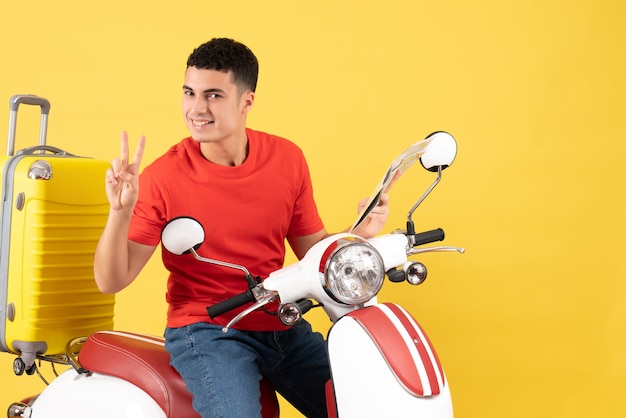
top-left (12, 357), bottom-right (36, 376)
top-left (13, 357), bottom-right (25, 375)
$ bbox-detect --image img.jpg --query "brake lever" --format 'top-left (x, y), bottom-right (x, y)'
top-left (221, 291), bottom-right (278, 333)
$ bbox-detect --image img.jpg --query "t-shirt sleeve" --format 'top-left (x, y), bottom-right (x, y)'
top-left (128, 169), bottom-right (168, 246)
top-left (287, 152), bottom-right (325, 237)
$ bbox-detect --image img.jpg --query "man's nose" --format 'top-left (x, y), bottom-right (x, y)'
top-left (192, 96), bottom-right (209, 113)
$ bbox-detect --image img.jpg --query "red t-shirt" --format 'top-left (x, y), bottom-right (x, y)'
top-left (128, 128), bottom-right (324, 331)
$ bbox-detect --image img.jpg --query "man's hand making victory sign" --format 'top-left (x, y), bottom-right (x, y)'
top-left (105, 131), bottom-right (146, 212)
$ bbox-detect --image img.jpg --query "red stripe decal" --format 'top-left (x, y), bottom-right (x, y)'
top-left (350, 305), bottom-right (425, 396)
top-left (385, 303), bottom-right (444, 393)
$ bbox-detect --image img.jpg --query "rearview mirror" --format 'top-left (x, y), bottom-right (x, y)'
top-left (351, 131), bottom-right (457, 231)
top-left (161, 216), bottom-right (204, 255)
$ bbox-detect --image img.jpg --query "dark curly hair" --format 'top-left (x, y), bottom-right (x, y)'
top-left (187, 38), bottom-right (258, 93)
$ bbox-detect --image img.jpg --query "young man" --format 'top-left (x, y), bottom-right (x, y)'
top-left (94, 38), bottom-right (390, 417)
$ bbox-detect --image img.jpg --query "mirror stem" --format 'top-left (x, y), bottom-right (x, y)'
top-left (190, 248), bottom-right (255, 286)
top-left (407, 165), bottom-right (443, 228)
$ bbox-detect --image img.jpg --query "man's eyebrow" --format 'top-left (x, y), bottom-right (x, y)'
top-left (182, 85), bottom-right (225, 93)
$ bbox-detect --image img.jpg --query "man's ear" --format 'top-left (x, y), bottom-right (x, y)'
top-left (241, 91), bottom-right (255, 114)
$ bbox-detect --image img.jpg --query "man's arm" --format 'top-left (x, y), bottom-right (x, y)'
top-left (94, 132), bottom-right (150, 293)
top-left (287, 229), bottom-right (329, 261)
top-left (287, 192), bottom-right (391, 260)
top-left (94, 210), bottom-right (156, 293)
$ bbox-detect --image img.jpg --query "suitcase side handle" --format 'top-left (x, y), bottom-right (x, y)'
top-left (7, 94), bottom-right (51, 156)
top-left (16, 145), bottom-right (76, 157)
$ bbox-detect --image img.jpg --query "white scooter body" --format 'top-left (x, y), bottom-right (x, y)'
top-left (29, 369), bottom-right (166, 418)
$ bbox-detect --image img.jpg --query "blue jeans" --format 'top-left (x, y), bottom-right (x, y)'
top-left (164, 320), bottom-right (330, 418)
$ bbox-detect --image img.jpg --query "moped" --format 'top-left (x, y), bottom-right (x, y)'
top-left (8, 131), bottom-right (462, 418)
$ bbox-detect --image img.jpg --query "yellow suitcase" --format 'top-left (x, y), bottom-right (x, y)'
top-left (0, 95), bottom-right (114, 371)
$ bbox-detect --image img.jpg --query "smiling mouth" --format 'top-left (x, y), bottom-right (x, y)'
top-left (192, 119), bottom-right (214, 127)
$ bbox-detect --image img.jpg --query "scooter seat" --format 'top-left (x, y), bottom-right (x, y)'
top-left (78, 331), bottom-right (199, 417)
top-left (78, 331), bottom-right (279, 418)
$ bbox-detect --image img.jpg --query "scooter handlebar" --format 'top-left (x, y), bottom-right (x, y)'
top-left (207, 289), bottom-right (256, 318)
top-left (413, 228), bottom-right (445, 246)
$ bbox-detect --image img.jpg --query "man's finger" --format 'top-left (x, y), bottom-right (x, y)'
top-left (120, 131), bottom-right (129, 163)
top-left (132, 135), bottom-right (146, 168)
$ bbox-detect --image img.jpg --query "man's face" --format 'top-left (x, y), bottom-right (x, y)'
top-left (182, 66), bottom-right (254, 143)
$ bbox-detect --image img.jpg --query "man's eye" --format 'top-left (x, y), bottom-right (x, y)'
top-left (184, 91), bottom-right (193, 96)
top-left (208, 93), bottom-right (220, 99)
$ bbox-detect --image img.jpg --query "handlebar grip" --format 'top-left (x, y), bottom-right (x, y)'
top-left (413, 228), bottom-right (445, 246)
top-left (207, 290), bottom-right (255, 319)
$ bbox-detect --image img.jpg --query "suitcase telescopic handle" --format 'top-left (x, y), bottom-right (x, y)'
top-left (9, 95), bottom-right (51, 113)
top-left (7, 94), bottom-right (51, 156)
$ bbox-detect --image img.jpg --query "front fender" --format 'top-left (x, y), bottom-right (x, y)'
top-left (326, 303), bottom-right (453, 417)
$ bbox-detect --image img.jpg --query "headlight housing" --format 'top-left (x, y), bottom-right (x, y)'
top-left (321, 238), bottom-right (385, 305)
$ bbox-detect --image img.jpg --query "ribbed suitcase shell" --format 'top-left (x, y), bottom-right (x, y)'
top-left (0, 95), bottom-right (114, 365)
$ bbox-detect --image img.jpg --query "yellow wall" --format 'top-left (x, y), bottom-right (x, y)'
top-left (1, 1), bottom-right (625, 416)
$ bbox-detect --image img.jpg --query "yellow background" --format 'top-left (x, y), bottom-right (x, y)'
top-left (1, 1), bottom-right (625, 417)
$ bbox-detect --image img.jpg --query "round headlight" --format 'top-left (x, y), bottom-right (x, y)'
top-left (322, 240), bottom-right (385, 305)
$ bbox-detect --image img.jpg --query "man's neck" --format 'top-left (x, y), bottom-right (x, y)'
top-left (199, 132), bottom-right (249, 167)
